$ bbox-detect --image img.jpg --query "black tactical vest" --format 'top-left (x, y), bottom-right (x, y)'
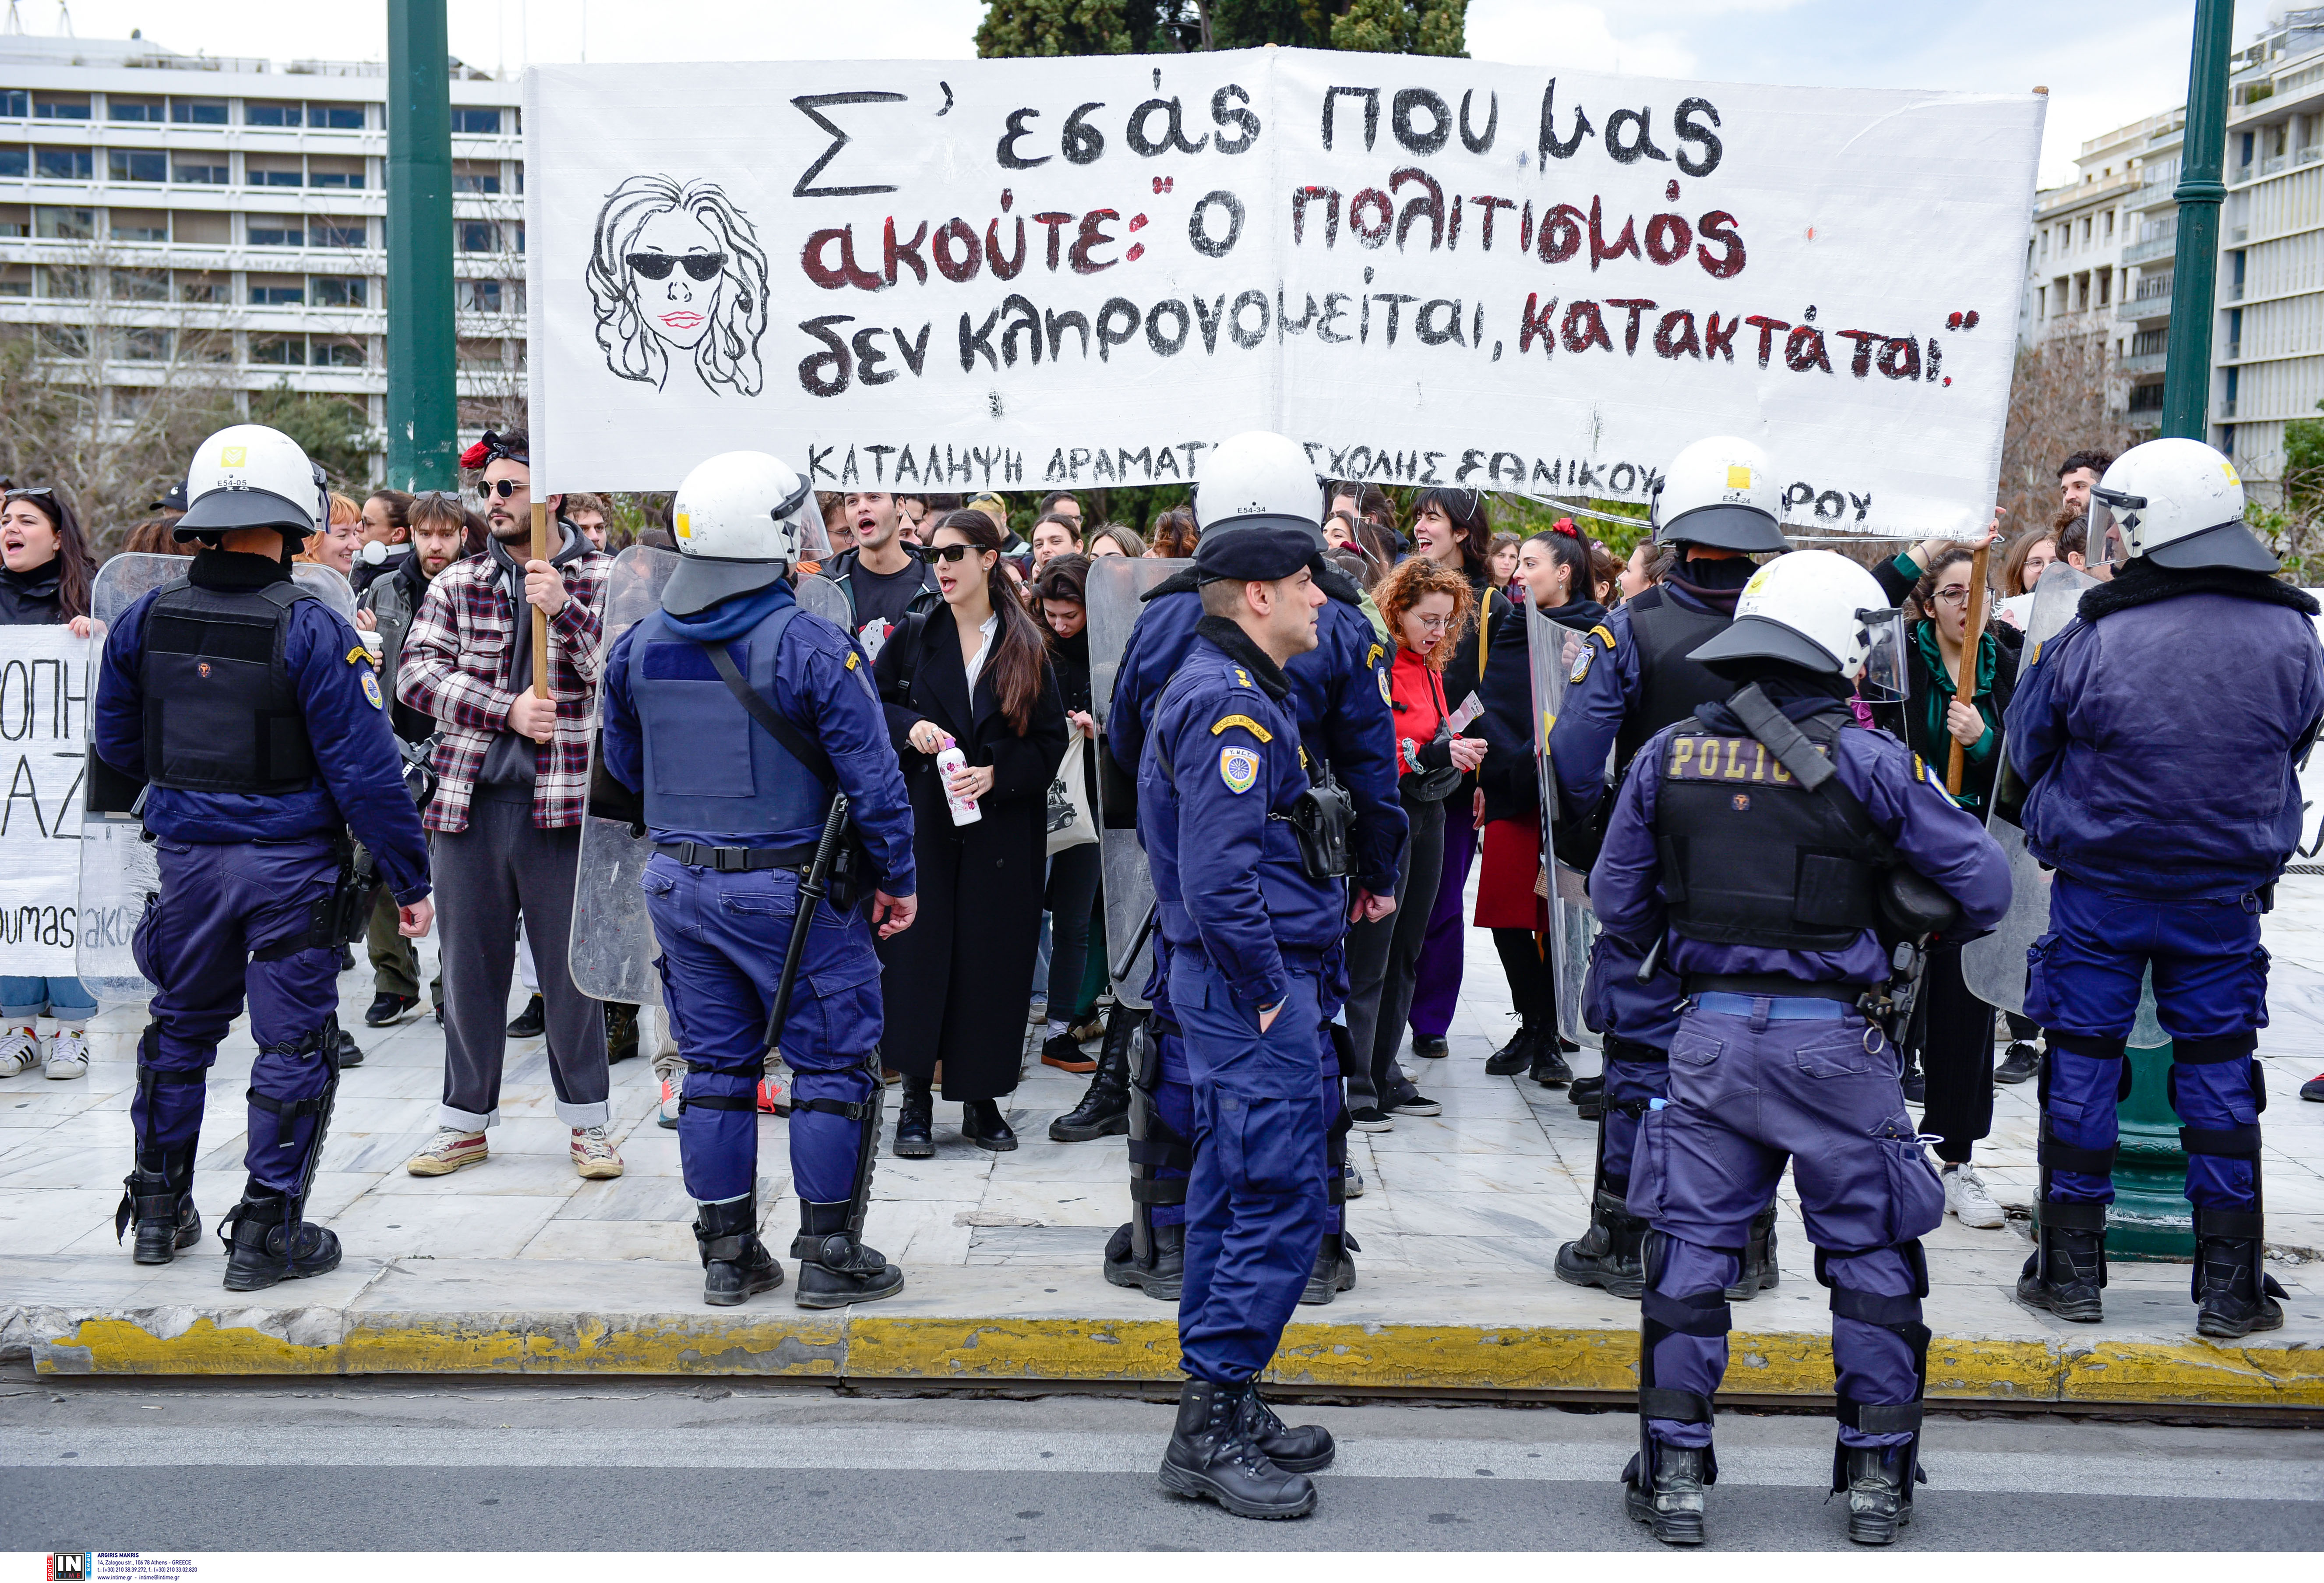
top-left (141, 580), bottom-right (320, 795)
top-left (1612, 586), bottom-right (1733, 777)
top-left (1655, 711), bottom-right (1887, 952)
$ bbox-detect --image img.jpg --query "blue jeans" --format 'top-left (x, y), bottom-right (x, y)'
top-left (0, 975), bottom-right (96, 1023)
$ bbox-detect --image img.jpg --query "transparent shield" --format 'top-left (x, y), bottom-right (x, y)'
top-left (1529, 598), bottom-right (1602, 1051)
top-left (77, 556), bottom-right (359, 1004)
top-left (568, 544), bottom-right (680, 1004)
top-left (2086, 495), bottom-right (2132, 569)
top-left (1087, 555), bottom-right (1190, 1010)
top-left (1959, 562), bottom-right (2097, 1014)
top-left (1857, 607), bottom-right (1910, 704)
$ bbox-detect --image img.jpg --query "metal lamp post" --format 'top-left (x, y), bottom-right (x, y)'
top-left (384, 0), bottom-right (457, 491)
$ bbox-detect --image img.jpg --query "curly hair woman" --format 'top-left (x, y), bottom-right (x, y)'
top-left (586, 175), bottom-right (771, 396)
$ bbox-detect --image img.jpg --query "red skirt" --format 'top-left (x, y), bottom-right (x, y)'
top-left (1474, 816), bottom-right (1548, 931)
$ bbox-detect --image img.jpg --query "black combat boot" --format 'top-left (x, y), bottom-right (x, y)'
top-left (1157, 1377), bottom-right (1317, 1519)
top-left (1528, 1039), bottom-right (1574, 1088)
top-left (1725, 1205), bottom-right (1780, 1300)
top-left (115, 1155), bottom-right (200, 1266)
top-left (1571, 1073), bottom-right (1605, 1120)
top-left (605, 1002), bottom-right (640, 1064)
top-left (1555, 1190), bottom-right (1647, 1298)
top-left (1232, 1381), bottom-right (1335, 1472)
top-left (960, 1097), bottom-right (1018, 1152)
top-left (219, 1188), bottom-right (341, 1293)
top-left (1484, 1025), bottom-right (1537, 1077)
top-left (693, 1194), bottom-right (783, 1307)
top-left (1841, 1444), bottom-right (1915, 1545)
top-left (791, 1199), bottom-right (904, 1309)
top-left (1623, 1442), bottom-right (1707, 1545)
top-left (2015, 1210), bottom-right (2105, 1323)
top-left (892, 1074), bottom-right (934, 1158)
top-left (1105, 1219), bottom-right (1187, 1299)
top-left (2193, 1218), bottom-right (2286, 1339)
top-left (1053, 1009), bottom-right (1134, 1141)
top-left (1299, 1230), bottom-right (1358, 1304)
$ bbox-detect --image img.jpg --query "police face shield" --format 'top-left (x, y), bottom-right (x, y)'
top-left (2086, 490), bottom-right (2135, 570)
top-left (1856, 607), bottom-right (1910, 704)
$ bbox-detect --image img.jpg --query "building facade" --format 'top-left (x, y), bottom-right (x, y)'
top-left (0, 29), bottom-right (525, 482)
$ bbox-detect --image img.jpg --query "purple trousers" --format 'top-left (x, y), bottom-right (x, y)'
top-left (129, 837), bottom-right (343, 1195)
top-left (1406, 817), bottom-right (1477, 1040)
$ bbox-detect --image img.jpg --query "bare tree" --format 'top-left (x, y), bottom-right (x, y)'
top-left (1996, 324), bottom-right (2135, 538)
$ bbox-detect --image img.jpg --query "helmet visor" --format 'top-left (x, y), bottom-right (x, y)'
top-left (785, 484), bottom-right (832, 564)
top-left (2086, 489), bottom-right (2136, 569)
top-left (1857, 606), bottom-right (1910, 704)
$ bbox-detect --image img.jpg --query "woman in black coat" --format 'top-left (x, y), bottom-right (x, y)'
top-left (1868, 538), bottom-right (2021, 1231)
top-left (873, 510), bottom-right (1068, 1154)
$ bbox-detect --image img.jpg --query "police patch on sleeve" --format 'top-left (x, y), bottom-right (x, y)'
top-left (1379, 669), bottom-right (1393, 705)
top-left (360, 669), bottom-right (385, 710)
top-left (1219, 746), bottom-right (1260, 794)
top-left (1568, 645), bottom-right (1594, 685)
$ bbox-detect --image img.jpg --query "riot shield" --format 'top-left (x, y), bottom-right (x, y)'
top-left (1528, 599), bottom-right (1602, 1050)
top-left (569, 544), bottom-right (680, 1004)
top-left (77, 556), bottom-right (358, 1004)
top-left (1087, 555), bottom-right (1189, 1011)
top-left (1959, 562), bottom-right (2098, 1015)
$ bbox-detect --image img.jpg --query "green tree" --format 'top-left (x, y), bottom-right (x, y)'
top-left (2282, 399), bottom-right (2324, 516)
top-left (977, 0), bottom-right (1139, 56)
top-left (980, 0), bottom-right (1466, 55)
top-left (247, 382), bottom-right (374, 495)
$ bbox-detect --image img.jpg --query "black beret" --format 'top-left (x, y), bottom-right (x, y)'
top-left (1195, 524), bottom-right (1323, 585)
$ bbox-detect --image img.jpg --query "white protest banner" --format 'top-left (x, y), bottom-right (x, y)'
top-left (525, 49), bottom-right (2042, 538)
top-left (0, 626), bottom-right (89, 975)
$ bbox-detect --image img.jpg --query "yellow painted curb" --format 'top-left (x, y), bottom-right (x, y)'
top-left (31, 1312), bottom-right (2324, 1409)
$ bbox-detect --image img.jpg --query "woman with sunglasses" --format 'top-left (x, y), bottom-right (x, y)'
top-left (873, 511), bottom-right (1068, 1155)
top-left (0, 485), bottom-right (98, 1080)
top-left (1863, 540), bottom-right (2021, 1234)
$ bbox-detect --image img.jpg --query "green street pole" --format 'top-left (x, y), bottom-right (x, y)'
top-left (385, 0), bottom-right (457, 491)
top-left (2097, 0), bottom-right (2237, 1261)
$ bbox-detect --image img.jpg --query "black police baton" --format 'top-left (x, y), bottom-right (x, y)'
top-left (1112, 897), bottom-right (1160, 986)
top-left (761, 793), bottom-right (852, 1057)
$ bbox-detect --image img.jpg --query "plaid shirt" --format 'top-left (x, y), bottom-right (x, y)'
top-left (396, 549), bottom-right (611, 832)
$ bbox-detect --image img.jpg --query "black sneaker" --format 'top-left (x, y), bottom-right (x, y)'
top-left (1348, 1106), bottom-right (1393, 1133)
top-left (1386, 1089), bottom-right (1441, 1117)
top-left (506, 993), bottom-right (545, 1039)
top-left (364, 992), bottom-right (419, 1028)
top-left (1995, 1042), bottom-right (2039, 1085)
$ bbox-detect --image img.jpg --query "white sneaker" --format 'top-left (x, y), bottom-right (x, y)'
top-left (571, 1125), bottom-right (624, 1180)
top-left (43, 1029), bottom-right (88, 1081)
top-left (1944, 1163), bottom-right (2005, 1229)
top-left (0, 1027), bottom-right (37, 1078)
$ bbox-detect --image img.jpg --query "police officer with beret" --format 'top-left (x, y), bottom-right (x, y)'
top-left (1102, 430), bottom-right (1402, 1308)
top-left (1549, 436), bottom-right (1792, 1303)
top-left (94, 424), bottom-right (433, 1290)
top-left (2009, 437), bottom-right (2324, 1338)
top-left (1142, 503), bottom-right (1350, 1521)
top-left (1591, 550), bottom-right (2011, 1547)
top-left (598, 451), bottom-right (919, 1309)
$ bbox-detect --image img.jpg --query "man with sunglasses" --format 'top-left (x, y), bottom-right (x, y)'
top-left (811, 489), bottom-right (939, 667)
top-left (396, 428), bottom-right (622, 1183)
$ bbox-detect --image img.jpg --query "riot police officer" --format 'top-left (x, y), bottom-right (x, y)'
top-left (1142, 512), bottom-right (1344, 1521)
top-left (94, 425), bottom-right (433, 1290)
top-left (1592, 550), bottom-right (2011, 1546)
top-left (1549, 437), bottom-right (1792, 1301)
top-left (2008, 437), bottom-right (2324, 1338)
top-left (597, 452), bottom-right (919, 1308)
top-left (1101, 432), bottom-right (1403, 1306)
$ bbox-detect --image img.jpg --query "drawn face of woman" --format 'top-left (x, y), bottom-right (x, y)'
top-left (626, 207), bottom-right (726, 352)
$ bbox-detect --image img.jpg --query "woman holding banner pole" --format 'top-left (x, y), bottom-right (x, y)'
top-left (0, 485), bottom-right (97, 1081)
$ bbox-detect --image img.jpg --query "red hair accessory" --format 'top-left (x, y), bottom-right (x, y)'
top-left (1551, 518), bottom-right (1580, 539)
top-left (457, 440), bottom-right (491, 470)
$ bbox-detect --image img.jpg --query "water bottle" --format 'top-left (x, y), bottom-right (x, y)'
top-left (934, 733), bottom-right (982, 826)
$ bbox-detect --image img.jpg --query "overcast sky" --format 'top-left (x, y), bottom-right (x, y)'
top-left (24, 0), bottom-right (2285, 187)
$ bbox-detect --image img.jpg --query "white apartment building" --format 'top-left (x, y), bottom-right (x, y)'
top-left (0, 27), bottom-right (527, 476)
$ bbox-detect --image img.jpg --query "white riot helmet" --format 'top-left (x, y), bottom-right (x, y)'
top-left (2087, 437), bottom-right (2274, 572)
top-left (664, 450), bottom-right (830, 616)
top-left (1193, 430), bottom-right (1324, 548)
top-left (1689, 549), bottom-right (1909, 700)
top-left (1650, 435), bottom-right (1788, 553)
top-left (173, 424), bottom-right (327, 544)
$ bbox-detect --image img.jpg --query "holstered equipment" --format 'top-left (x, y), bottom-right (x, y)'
top-left (1286, 769), bottom-right (1355, 880)
top-left (1121, 1015), bottom-right (1192, 1274)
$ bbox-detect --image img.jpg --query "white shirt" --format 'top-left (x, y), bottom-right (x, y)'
top-left (963, 613), bottom-right (1001, 694)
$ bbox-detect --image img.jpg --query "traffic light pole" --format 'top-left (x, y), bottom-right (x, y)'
top-left (385, 0), bottom-right (457, 491)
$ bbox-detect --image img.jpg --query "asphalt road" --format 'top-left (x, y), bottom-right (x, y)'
top-left (2, 1373), bottom-right (2317, 1552)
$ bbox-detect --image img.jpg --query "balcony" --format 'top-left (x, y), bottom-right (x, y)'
top-left (2123, 233), bottom-right (2181, 265)
top-left (2119, 292), bottom-right (2172, 321)
top-left (2123, 350), bottom-right (2169, 375)
top-left (2221, 399), bottom-right (2238, 418)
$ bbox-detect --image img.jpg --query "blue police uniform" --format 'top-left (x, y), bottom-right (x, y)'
top-left (2006, 570), bottom-right (2324, 1325)
top-left (94, 551), bottom-right (429, 1282)
top-left (1546, 565), bottom-right (1759, 1293)
top-left (1140, 618), bottom-right (1346, 1382)
top-left (1591, 682), bottom-right (2010, 1525)
top-left (1105, 567), bottom-right (1400, 1289)
top-left (599, 576), bottom-right (915, 1300)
